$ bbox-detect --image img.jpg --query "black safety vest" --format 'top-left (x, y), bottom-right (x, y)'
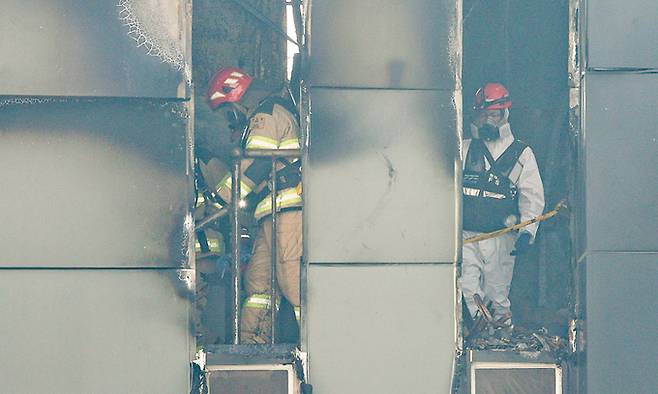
top-left (463, 139), bottom-right (528, 233)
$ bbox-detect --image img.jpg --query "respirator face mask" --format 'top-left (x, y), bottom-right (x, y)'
top-left (474, 109), bottom-right (507, 141)
top-left (478, 122), bottom-right (501, 141)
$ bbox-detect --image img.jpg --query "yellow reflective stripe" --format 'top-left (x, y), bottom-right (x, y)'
top-left (254, 188), bottom-right (303, 218)
top-left (279, 138), bottom-right (300, 149)
top-left (244, 294), bottom-right (271, 309)
top-left (294, 306), bottom-right (301, 321)
top-left (207, 238), bottom-right (222, 253)
top-left (217, 173), bottom-right (231, 191)
top-left (196, 193), bottom-right (222, 209)
top-left (246, 135), bottom-right (278, 149)
top-left (196, 193), bottom-right (206, 208)
top-left (194, 238), bottom-right (223, 253)
top-left (221, 175), bottom-right (252, 198)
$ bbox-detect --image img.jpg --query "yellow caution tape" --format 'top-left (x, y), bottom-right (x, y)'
top-left (464, 200), bottom-right (567, 244)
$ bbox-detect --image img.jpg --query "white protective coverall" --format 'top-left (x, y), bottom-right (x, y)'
top-left (461, 122), bottom-right (544, 321)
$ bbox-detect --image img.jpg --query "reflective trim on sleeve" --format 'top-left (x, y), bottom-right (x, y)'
top-left (294, 306), bottom-right (301, 322)
top-left (246, 135), bottom-right (279, 149)
top-left (254, 187), bottom-right (303, 220)
top-left (206, 238), bottom-right (223, 253)
top-left (244, 294), bottom-right (271, 309)
top-left (195, 237), bottom-right (223, 253)
top-left (279, 138), bottom-right (301, 149)
top-left (220, 174), bottom-right (252, 198)
top-left (196, 193), bottom-right (206, 207)
top-left (196, 193), bottom-right (222, 209)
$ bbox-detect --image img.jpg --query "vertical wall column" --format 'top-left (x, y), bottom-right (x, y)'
top-left (577, 1), bottom-right (658, 393)
top-left (304, 1), bottom-right (462, 393)
top-left (0, 1), bottom-right (194, 393)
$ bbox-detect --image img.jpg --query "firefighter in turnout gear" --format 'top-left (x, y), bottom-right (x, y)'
top-left (193, 148), bottom-right (229, 346)
top-left (460, 83), bottom-right (545, 332)
top-left (207, 67), bottom-right (302, 344)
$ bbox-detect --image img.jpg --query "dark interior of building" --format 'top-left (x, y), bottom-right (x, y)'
top-left (463, 0), bottom-right (573, 335)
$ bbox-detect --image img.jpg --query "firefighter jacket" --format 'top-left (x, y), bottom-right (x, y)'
top-left (462, 123), bottom-right (545, 238)
top-left (216, 96), bottom-right (302, 221)
top-left (194, 157), bottom-right (228, 255)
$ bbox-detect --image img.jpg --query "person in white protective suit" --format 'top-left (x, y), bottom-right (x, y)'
top-left (460, 82), bottom-right (545, 332)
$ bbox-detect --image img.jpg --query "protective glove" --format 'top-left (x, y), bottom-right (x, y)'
top-left (511, 232), bottom-right (532, 256)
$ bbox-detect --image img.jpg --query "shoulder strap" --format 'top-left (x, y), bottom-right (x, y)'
top-left (465, 139), bottom-right (488, 172)
top-left (495, 140), bottom-right (529, 177)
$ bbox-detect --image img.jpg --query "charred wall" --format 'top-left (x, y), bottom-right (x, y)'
top-left (576, 1), bottom-right (658, 393)
top-left (0, 1), bottom-right (194, 392)
top-left (305, 1), bottom-right (461, 393)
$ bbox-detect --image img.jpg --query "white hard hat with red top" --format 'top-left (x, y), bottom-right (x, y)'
top-left (206, 67), bottom-right (253, 109)
top-left (474, 82), bottom-right (512, 110)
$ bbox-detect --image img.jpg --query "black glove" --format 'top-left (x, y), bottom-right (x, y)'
top-left (511, 232), bottom-right (532, 256)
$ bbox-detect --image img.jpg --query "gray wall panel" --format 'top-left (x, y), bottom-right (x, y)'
top-left (584, 74), bottom-right (658, 252)
top-left (306, 264), bottom-right (455, 394)
top-left (306, 89), bottom-right (458, 263)
top-left (309, 0), bottom-right (457, 89)
top-left (584, 253), bottom-right (658, 394)
top-left (0, 269), bottom-right (191, 394)
top-left (0, 0), bottom-right (189, 98)
top-left (587, 0), bottom-right (658, 68)
top-left (0, 101), bottom-right (191, 267)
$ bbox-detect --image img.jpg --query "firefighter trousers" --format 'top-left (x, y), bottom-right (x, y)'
top-left (240, 210), bottom-right (302, 344)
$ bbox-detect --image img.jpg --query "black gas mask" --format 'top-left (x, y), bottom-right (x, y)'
top-left (478, 123), bottom-right (501, 141)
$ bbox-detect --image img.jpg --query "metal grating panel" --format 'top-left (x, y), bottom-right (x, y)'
top-left (0, 101), bottom-right (191, 267)
top-left (0, 0), bottom-right (190, 98)
top-left (306, 89), bottom-right (458, 263)
top-left (584, 253), bottom-right (658, 394)
top-left (309, 0), bottom-right (457, 89)
top-left (583, 73), bottom-right (658, 252)
top-left (306, 264), bottom-right (455, 394)
top-left (586, 0), bottom-right (658, 68)
top-left (0, 269), bottom-right (191, 394)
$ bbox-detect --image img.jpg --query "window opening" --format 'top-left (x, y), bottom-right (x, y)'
top-left (460, 0), bottom-right (573, 357)
top-left (192, 0), bottom-right (306, 352)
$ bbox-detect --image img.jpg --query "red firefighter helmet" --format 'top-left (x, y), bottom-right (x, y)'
top-left (474, 83), bottom-right (512, 110)
top-left (206, 67), bottom-right (253, 109)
